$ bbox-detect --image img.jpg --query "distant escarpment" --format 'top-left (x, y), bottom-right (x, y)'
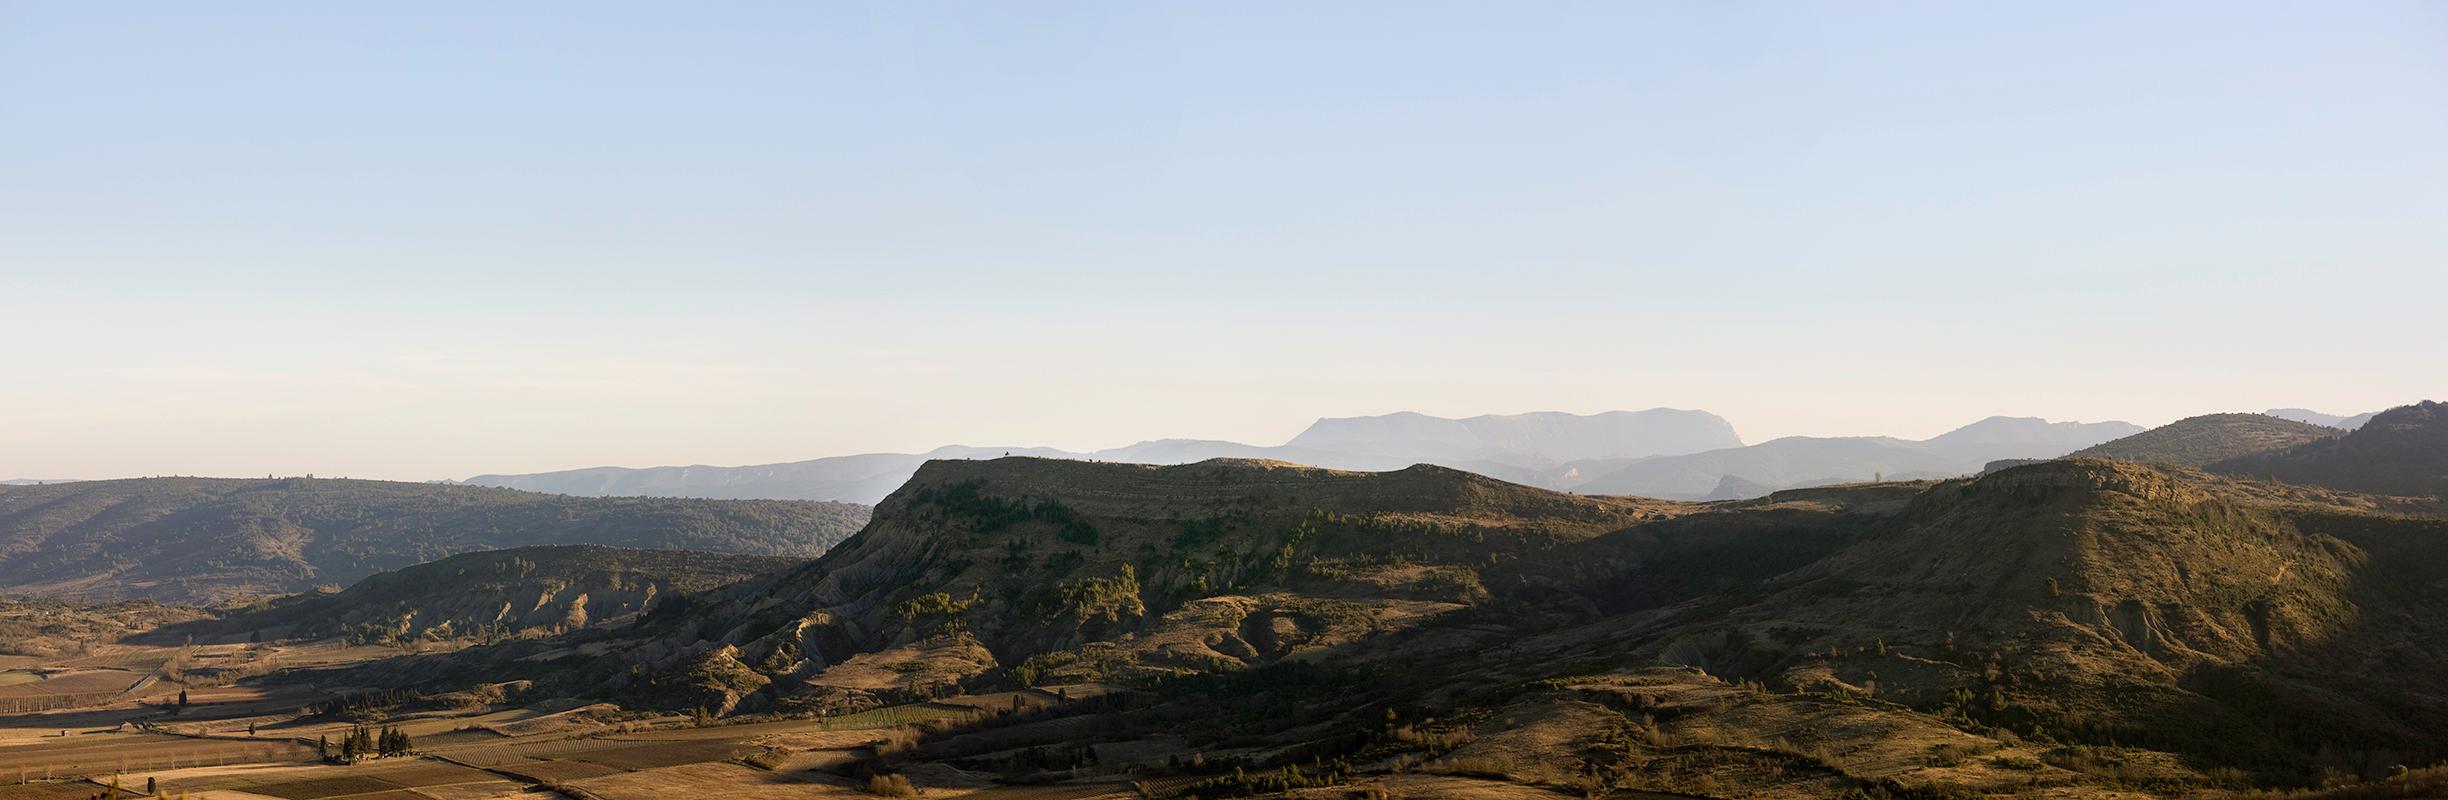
top-left (0, 477), bottom-right (868, 603)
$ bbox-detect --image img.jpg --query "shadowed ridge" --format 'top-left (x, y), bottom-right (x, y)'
top-left (2213, 401), bottom-right (2448, 498)
top-left (1580, 457), bottom-right (2440, 770)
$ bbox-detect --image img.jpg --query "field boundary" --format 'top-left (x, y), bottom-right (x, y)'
top-left (424, 751), bottom-right (612, 800)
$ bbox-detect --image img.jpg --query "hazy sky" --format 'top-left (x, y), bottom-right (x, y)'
top-left (4, 2), bottom-right (2444, 481)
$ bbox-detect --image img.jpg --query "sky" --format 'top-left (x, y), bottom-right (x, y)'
top-left (3, 2), bottom-right (2444, 481)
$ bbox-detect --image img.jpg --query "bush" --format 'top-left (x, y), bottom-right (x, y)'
top-left (865, 773), bottom-right (918, 797)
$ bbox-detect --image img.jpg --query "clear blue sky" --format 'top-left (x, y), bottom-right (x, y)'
top-left (3, 2), bottom-right (2444, 480)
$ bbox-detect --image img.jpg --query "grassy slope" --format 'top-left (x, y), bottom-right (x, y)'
top-left (2073, 413), bottom-right (2342, 467)
top-left (2214, 401), bottom-right (2448, 498)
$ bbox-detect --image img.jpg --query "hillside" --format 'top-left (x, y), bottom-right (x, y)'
top-left (2072, 412), bottom-right (2342, 467)
top-left (161, 545), bottom-right (796, 644)
top-left (0, 477), bottom-right (869, 603)
top-left (311, 451), bottom-right (2448, 797)
top-left (2215, 401), bottom-right (2448, 497)
top-left (335, 457), bottom-right (1693, 711)
top-left (1443, 459), bottom-right (2448, 792)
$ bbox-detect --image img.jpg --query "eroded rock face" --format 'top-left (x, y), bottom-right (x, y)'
top-left (612, 457), bottom-right (1686, 703)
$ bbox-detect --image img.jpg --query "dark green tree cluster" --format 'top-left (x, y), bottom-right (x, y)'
top-left (334, 725), bottom-right (413, 759)
top-left (380, 725), bottom-right (413, 755)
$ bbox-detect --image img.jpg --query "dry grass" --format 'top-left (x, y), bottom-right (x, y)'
top-left (867, 772), bottom-right (919, 797)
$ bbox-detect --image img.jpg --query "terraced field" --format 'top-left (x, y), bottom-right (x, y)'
top-left (0, 733), bottom-right (312, 779)
top-left (113, 757), bottom-right (529, 800)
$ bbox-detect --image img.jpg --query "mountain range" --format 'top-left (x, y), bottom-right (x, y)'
top-left (464, 409), bottom-right (2141, 503)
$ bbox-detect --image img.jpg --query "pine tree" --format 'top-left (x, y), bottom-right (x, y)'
top-left (317, 734), bottom-right (329, 758)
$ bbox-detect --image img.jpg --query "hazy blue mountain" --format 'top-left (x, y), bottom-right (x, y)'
top-left (1556, 416), bottom-right (2139, 500)
top-left (464, 445), bottom-right (1074, 504)
top-left (1917, 416), bottom-right (2146, 462)
top-left (464, 410), bottom-right (1743, 504)
top-left (1563, 437), bottom-right (1963, 498)
top-left (2265, 407), bottom-right (2379, 430)
top-left (461, 410), bottom-right (2125, 505)
top-left (1286, 409), bottom-right (1742, 465)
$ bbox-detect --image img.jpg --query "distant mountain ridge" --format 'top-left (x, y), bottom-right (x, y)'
top-left (1285, 408), bottom-right (1741, 464)
top-left (2265, 407), bottom-right (2380, 430)
top-left (465, 409), bottom-right (1746, 503)
top-left (465, 410), bottom-right (2141, 504)
top-left (1545, 416), bottom-right (2143, 499)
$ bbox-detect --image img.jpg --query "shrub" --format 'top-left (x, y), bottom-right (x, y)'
top-left (865, 773), bottom-right (918, 797)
